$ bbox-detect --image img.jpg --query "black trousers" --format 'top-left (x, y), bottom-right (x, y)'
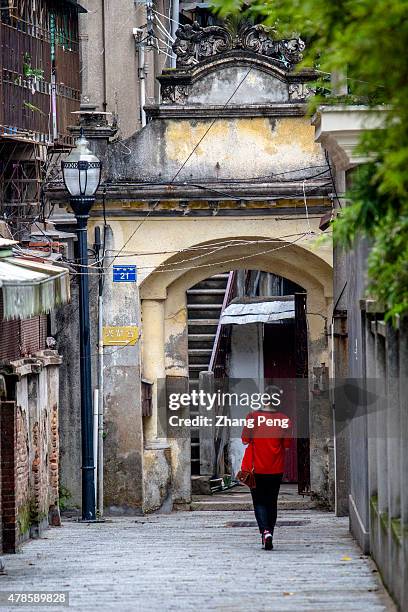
top-left (250, 473), bottom-right (283, 534)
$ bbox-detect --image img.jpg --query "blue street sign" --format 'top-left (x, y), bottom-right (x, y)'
top-left (113, 265), bottom-right (137, 283)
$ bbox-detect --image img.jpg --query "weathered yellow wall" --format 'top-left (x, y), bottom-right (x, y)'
top-left (163, 117), bottom-right (324, 178)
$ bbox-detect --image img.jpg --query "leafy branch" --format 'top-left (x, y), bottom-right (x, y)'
top-left (23, 52), bottom-right (44, 81)
top-left (210, 0), bottom-right (408, 318)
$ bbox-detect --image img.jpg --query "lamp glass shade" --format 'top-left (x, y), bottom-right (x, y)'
top-left (62, 133), bottom-right (101, 197)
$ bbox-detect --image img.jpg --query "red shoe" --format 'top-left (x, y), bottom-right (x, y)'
top-left (263, 530), bottom-right (273, 550)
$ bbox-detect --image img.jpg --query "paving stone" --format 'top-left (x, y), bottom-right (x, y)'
top-left (0, 510), bottom-right (395, 612)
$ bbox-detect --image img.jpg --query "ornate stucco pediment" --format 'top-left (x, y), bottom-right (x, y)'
top-left (172, 22), bottom-right (305, 70)
top-left (156, 22), bottom-right (315, 109)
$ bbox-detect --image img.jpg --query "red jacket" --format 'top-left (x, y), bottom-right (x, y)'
top-left (241, 410), bottom-right (292, 475)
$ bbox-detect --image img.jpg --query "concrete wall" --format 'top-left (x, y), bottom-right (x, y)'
top-left (55, 226), bottom-right (144, 515)
top-left (324, 150), bottom-right (407, 610)
top-left (356, 311), bottom-right (408, 610)
top-left (108, 114), bottom-right (325, 183)
top-left (53, 281), bottom-right (82, 508)
top-left (79, 0), bottom-right (170, 139)
top-left (347, 237), bottom-right (371, 547)
top-left (101, 227), bottom-right (143, 514)
top-left (185, 67), bottom-right (289, 105)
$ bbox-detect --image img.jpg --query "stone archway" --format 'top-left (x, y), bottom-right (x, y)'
top-left (139, 234), bottom-right (333, 508)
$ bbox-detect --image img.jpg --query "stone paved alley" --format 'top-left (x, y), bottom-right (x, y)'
top-left (1, 510), bottom-right (395, 612)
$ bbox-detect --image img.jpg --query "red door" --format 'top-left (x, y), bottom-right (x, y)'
top-left (263, 323), bottom-right (298, 482)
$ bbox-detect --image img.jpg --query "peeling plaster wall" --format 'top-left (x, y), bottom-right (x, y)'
top-left (108, 116), bottom-right (325, 183)
top-left (143, 446), bottom-right (172, 513)
top-left (100, 227), bottom-right (143, 515)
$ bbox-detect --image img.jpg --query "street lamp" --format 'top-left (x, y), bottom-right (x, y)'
top-left (62, 129), bottom-right (101, 521)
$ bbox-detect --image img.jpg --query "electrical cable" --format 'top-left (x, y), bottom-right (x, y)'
top-left (66, 233), bottom-right (314, 276)
top-left (64, 234), bottom-right (316, 270)
top-left (152, 7), bottom-right (179, 26)
top-left (302, 180), bottom-right (312, 234)
top-left (154, 13), bottom-right (174, 43)
top-left (183, 179), bottom-right (331, 202)
top-left (106, 66), bottom-right (255, 269)
top-left (325, 151), bottom-right (343, 210)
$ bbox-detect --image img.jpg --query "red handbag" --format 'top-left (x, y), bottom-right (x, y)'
top-left (237, 442), bottom-right (256, 489)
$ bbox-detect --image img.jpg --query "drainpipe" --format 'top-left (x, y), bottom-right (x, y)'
top-left (101, 0), bottom-right (107, 111)
top-left (94, 226), bottom-right (105, 516)
top-left (50, 13), bottom-right (57, 141)
top-left (97, 286), bottom-right (104, 516)
top-left (133, 28), bottom-right (147, 127)
top-left (170, 0), bottom-right (179, 68)
top-left (93, 388), bottom-right (99, 502)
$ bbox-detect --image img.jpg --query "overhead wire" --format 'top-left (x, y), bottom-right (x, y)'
top-left (154, 13), bottom-right (174, 43)
top-left (102, 165), bottom-right (331, 186)
top-left (106, 65), bottom-right (255, 270)
top-left (65, 234), bottom-right (311, 269)
top-left (152, 7), bottom-right (179, 26)
top-left (302, 180), bottom-right (312, 234)
top-left (65, 233), bottom-right (315, 276)
top-left (68, 235), bottom-right (314, 361)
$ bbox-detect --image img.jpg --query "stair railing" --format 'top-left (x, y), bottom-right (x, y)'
top-left (208, 271), bottom-right (236, 377)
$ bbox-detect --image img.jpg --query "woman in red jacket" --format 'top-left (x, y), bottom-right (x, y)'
top-left (240, 403), bottom-right (292, 550)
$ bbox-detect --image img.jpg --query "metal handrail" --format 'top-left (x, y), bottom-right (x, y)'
top-left (208, 270), bottom-right (236, 374)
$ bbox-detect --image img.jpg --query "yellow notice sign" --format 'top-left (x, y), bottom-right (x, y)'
top-left (102, 326), bottom-right (139, 346)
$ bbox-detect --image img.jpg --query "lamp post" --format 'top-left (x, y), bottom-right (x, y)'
top-left (62, 129), bottom-right (101, 521)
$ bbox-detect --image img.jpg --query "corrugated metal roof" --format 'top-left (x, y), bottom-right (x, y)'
top-left (220, 296), bottom-right (295, 325)
top-left (0, 257), bottom-right (70, 320)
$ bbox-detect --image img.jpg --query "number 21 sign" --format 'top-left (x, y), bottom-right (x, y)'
top-left (113, 265), bottom-right (137, 283)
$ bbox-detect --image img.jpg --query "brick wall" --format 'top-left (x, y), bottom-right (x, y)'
top-left (0, 292), bottom-right (48, 362)
top-left (0, 351), bottom-right (62, 552)
top-left (0, 402), bottom-right (17, 553)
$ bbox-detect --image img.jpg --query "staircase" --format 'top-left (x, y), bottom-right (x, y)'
top-left (187, 273), bottom-right (230, 478)
top-left (187, 273), bottom-right (230, 380)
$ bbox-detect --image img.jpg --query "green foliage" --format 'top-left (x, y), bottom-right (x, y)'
top-left (17, 499), bottom-right (46, 535)
top-left (59, 485), bottom-right (72, 512)
top-left (334, 164), bottom-right (408, 318)
top-left (210, 0), bottom-right (408, 317)
top-left (23, 53), bottom-right (44, 80)
top-left (23, 102), bottom-right (45, 114)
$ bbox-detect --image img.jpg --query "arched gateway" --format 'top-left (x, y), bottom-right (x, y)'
top-left (85, 22), bottom-right (333, 513)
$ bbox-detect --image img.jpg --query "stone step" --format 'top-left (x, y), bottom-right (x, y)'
top-left (194, 275), bottom-right (229, 286)
top-left (187, 295), bottom-right (225, 306)
top-left (189, 356), bottom-right (211, 365)
top-left (187, 289), bottom-right (226, 295)
top-left (188, 334), bottom-right (216, 342)
top-left (189, 364), bottom-right (210, 370)
top-left (188, 319), bottom-right (219, 326)
top-left (187, 303), bottom-right (223, 309)
top-left (189, 348), bottom-right (213, 355)
top-left (190, 498), bottom-right (318, 511)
